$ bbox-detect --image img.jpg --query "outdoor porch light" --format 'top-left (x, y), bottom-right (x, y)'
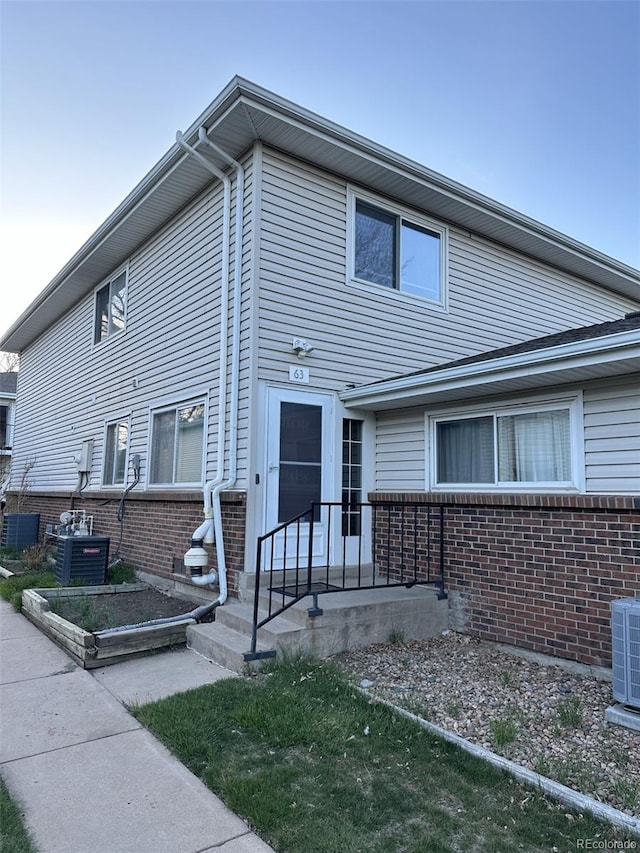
top-left (292, 337), bottom-right (314, 358)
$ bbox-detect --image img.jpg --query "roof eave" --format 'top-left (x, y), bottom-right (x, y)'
top-left (340, 331), bottom-right (640, 411)
top-left (2, 77), bottom-right (639, 352)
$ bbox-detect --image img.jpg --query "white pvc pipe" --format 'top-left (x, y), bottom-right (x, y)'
top-left (175, 129), bottom-right (245, 606)
top-left (175, 130), bottom-right (229, 540)
top-left (197, 129), bottom-right (245, 607)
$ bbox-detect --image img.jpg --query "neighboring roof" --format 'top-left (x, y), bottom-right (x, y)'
top-left (340, 312), bottom-right (640, 411)
top-left (2, 76), bottom-right (640, 353)
top-left (0, 372), bottom-right (17, 395)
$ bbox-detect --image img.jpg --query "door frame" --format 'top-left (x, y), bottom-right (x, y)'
top-left (263, 386), bottom-right (335, 568)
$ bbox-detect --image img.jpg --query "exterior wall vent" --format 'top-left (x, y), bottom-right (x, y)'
top-left (611, 597), bottom-right (640, 710)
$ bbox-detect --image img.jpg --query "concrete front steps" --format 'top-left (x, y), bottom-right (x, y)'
top-left (186, 583), bottom-right (448, 673)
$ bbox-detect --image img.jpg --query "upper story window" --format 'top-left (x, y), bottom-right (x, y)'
top-left (349, 189), bottom-right (447, 307)
top-left (149, 400), bottom-right (205, 486)
top-left (0, 405), bottom-right (12, 450)
top-left (94, 268), bottom-right (127, 344)
top-left (103, 419), bottom-right (129, 486)
top-left (430, 398), bottom-right (581, 491)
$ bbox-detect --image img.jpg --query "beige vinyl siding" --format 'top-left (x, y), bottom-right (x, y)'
top-left (583, 380), bottom-right (640, 493)
top-left (12, 153), bottom-right (255, 493)
top-left (375, 409), bottom-right (426, 491)
top-left (258, 149), bottom-right (637, 394)
top-left (370, 379), bottom-right (640, 496)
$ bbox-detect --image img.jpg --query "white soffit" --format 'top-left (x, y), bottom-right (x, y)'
top-left (340, 336), bottom-right (640, 411)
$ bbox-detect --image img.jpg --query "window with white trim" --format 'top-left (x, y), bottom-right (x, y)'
top-left (431, 401), bottom-right (578, 490)
top-left (103, 419), bottom-right (129, 486)
top-left (349, 190), bottom-right (446, 306)
top-left (342, 418), bottom-right (363, 535)
top-left (149, 400), bottom-right (205, 486)
top-left (94, 268), bottom-right (127, 344)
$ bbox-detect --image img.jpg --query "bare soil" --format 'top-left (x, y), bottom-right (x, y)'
top-left (51, 587), bottom-right (197, 631)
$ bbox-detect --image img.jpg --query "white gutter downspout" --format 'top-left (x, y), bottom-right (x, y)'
top-left (175, 130), bottom-right (244, 604)
top-left (193, 128), bottom-right (245, 605)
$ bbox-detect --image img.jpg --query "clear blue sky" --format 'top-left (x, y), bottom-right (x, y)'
top-left (1, 0), bottom-right (639, 341)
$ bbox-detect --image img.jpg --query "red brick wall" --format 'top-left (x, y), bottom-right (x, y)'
top-left (371, 493), bottom-right (640, 668)
top-left (3, 490), bottom-right (247, 597)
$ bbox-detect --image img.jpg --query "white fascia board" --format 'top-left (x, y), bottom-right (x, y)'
top-left (340, 330), bottom-right (640, 409)
top-left (236, 90), bottom-right (640, 290)
top-left (3, 77), bottom-right (640, 353)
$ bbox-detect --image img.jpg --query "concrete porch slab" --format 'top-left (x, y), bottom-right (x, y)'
top-left (92, 646), bottom-right (236, 705)
top-left (605, 702), bottom-right (640, 733)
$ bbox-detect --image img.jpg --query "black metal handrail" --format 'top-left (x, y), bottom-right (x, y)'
top-left (245, 501), bottom-right (446, 660)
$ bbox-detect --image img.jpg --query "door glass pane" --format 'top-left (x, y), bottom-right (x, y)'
top-left (278, 463), bottom-right (321, 523)
top-left (278, 402), bottom-right (322, 522)
top-left (355, 201), bottom-right (396, 288)
top-left (280, 403), bottom-right (321, 463)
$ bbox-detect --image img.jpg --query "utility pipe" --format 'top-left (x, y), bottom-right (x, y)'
top-left (192, 128), bottom-right (245, 603)
top-left (175, 129), bottom-right (245, 604)
top-left (95, 599), bottom-right (219, 636)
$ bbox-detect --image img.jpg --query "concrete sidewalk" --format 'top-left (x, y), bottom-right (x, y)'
top-left (0, 599), bottom-right (274, 853)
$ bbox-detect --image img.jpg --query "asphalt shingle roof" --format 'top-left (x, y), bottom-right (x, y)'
top-left (0, 372), bottom-right (17, 394)
top-left (399, 311), bottom-right (640, 381)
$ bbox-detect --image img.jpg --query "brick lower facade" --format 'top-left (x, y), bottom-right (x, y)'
top-left (371, 492), bottom-right (640, 668)
top-left (3, 490), bottom-right (247, 597)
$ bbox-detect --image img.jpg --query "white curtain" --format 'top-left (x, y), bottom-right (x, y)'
top-left (498, 410), bottom-right (570, 483)
top-left (437, 417), bottom-right (494, 483)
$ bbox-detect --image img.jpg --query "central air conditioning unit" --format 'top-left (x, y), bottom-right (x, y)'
top-left (55, 536), bottom-right (110, 585)
top-left (611, 597), bottom-right (640, 710)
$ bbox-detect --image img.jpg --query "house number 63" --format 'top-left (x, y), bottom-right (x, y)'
top-left (289, 365), bottom-right (310, 383)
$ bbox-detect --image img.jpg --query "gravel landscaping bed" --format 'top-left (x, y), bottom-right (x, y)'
top-left (337, 631), bottom-right (640, 817)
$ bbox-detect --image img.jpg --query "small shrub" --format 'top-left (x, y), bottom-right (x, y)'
top-left (106, 562), bottom-right (137, 585)
top-left (0, 544), bottom-right (22, 562)
top-left (51, 596), bottom-right (112, 633)
top-left (613, 779), bottom-right (640, 812)
top-left (490, 714), bottom-right (518, 747)
top-left (445, 701), bottom-right (461, 719)
top-left (0, 571), bottom-right (57, 610)
top-left (500, 670), bottom-right (514, 688)
top-left (556, 696), bottom-right (583, 728)
top-left (21, 545), bottom-right (49, 572)
top-left (389, 628), bottom-right (406, 645)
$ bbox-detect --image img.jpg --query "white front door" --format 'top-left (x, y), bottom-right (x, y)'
top-left (265, 388), bottom-right (333, 569)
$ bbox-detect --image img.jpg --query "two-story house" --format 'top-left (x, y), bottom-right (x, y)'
top-left (1, 78), bottom-right (638, 666)
top-left (0, 371), bottom-right (17, 496)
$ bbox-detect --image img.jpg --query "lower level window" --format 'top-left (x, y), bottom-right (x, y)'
top-left (150, 401), bottom-right (205, 485)
top-left (103, 420), bottom-right (129, 486)
top-left (435, 405), bottom-right (573, 487)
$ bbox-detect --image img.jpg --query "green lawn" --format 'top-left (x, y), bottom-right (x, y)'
top-left (0, 777), bottom-right (37, 853)
top-left (134, 658), bottom-right (637, 852)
